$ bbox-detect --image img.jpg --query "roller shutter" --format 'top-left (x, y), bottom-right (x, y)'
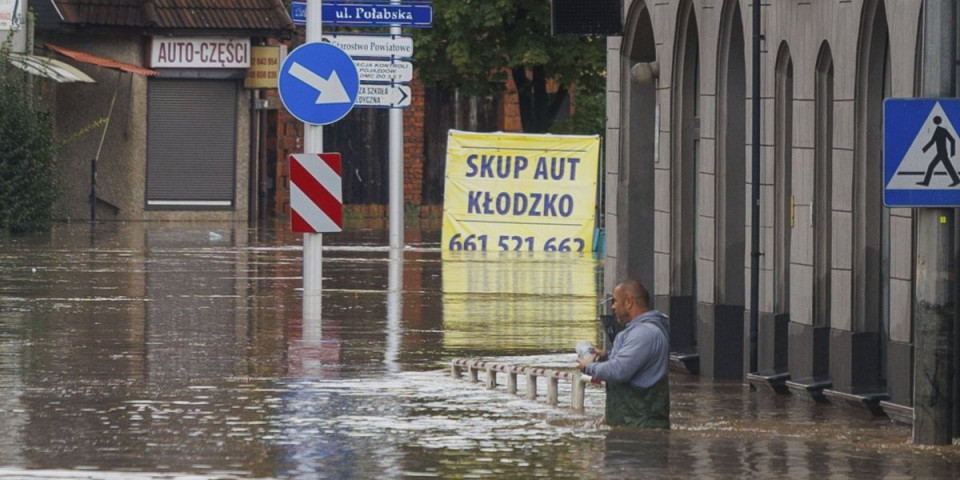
top-left (147, 79), bottom-right (237, 208)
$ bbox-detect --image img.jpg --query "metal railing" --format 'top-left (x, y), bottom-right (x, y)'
top-left (450, 358), bottom-right (600, 411)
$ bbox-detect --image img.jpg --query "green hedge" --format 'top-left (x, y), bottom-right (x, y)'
top-left (0, 49), bottom-right (63, 233)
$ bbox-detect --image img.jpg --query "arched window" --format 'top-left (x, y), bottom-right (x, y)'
top-left (853, 0), bottom-right (891, 387)
top-left (668, 0), bottom-right (700, 351)
top-left (716, 0), bottom-right (746, 306)
top-left (614, 1), bottom-right (657, 292)
top-left (774, 42), bottom-right (793, 315)
top-left (814, 42), bottom-right (834, 332)
top-left (670, 0), bottom-right (699, 300)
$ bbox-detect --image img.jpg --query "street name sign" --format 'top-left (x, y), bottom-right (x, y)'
top-left (321, 34), bottom-right (413, 59)
top-left (355, 59), bottom-right (413, 83)
top-left (290, 153), bottom-right (343, 233)
top-left (292, 1), bottom-right (433, 28)
top-left (884, 98), bottom-right (960, 207)
top-left (278, 42), bottom-right (359, 126)
top-left (356, 84), bottom-right (411, 108)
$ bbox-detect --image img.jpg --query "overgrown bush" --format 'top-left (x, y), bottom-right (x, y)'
top-left (0, 48), bottom-right (63, 233)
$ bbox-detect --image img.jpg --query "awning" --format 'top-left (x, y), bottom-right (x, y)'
top-left (40, 44), bottom-right (159, 223)
top-left (46, 43), bottom-right (160, 77)
top-left (7, 53), bottom-right (96, 83)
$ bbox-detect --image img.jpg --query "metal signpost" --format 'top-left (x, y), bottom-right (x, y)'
top-left (292, 0), bottom-right (432, 252)
top-left (876, 3), bottom-right (960, 445)
top-left (887, 6), bottom-right (959, 442)
top-left (279, 0), bottom-right (360, 319)
top-left (885, 83), bottom-right (960, 446)
top-left (387, 1), bottom-right (406, 252)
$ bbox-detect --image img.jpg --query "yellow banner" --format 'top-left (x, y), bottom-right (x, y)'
top-left (442, 130), bottom-right (600, 252)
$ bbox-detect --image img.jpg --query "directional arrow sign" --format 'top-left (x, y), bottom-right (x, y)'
top-left (278, 42), bottom-right (359, 125)
top-left (289, 63), bottom-right (351, 104)
top-left (321, 34), bottom-right (414, 60)
top-left (355, 60), bottom-right (413, 83)
top-left (355, 84), bottom-right (411, 109)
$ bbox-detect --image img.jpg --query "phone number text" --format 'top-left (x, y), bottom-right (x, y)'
top-left (447, 234), bottom-right (586, 252)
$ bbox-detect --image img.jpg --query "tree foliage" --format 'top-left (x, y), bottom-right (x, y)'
top-left (0, 49), bottom-right (63, 233)
top-left (413, 0), bottom-right (606, 133)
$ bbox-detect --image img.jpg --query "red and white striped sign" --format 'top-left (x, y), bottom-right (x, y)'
top-left (290, 153), bottom-right (343, 233)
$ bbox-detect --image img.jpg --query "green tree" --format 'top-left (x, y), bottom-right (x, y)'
top-left (0, 49), bottom-right (63, 233)
top-left (413, 0), bottom-right (605, 133)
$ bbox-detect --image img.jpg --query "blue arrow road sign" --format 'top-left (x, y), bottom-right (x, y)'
top-left (885, 98), bottom-right (960, 207)
top-left (278, 42), bottom-right (359, 126)
top-left (291, 1), bottom-right (433, 28)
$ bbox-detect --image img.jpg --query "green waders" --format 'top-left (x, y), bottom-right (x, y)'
top-left (604, 374), bottom-right (670, 429)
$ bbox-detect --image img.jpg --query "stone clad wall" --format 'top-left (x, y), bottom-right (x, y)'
top-left (609, 0), bottom-right (920, 397)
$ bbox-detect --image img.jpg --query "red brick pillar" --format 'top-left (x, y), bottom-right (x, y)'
top-left (272, 87), bottom-right (303, 219)
top-left (500, 68), bottom-right (523, 132)
top-left (403, 70), bottom-right (426, 206)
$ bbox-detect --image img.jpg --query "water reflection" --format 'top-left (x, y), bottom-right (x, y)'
top-left (145, 228), bottom-right (247, 386)
top-left (384, 247), bottom-right (403, 374)
top-left (0, 309), bottom-right (25, 467)
top-left (441, 250), bottom-right (602, 354)
top-left (0, 221), bottom-right (958, 479)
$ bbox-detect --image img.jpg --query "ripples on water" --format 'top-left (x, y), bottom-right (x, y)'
top-left (0, 222), bottom-right (958, 479)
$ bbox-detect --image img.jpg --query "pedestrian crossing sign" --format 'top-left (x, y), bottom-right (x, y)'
top-left (885, 98), bottom-right (960, 207)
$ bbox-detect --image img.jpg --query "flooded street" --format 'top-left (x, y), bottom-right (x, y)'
top-left (1, 221), bottom-right (959, 479)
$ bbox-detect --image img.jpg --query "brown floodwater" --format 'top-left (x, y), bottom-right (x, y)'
top-left (0, 220), bottom-right (958, 479)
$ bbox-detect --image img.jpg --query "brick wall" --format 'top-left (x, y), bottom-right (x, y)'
top-left (271, 87), bottom-right (300, 218)
top-left (403, 70), bottom-right (426, 205)
top-left (499, 69), bottom-right (523, 132)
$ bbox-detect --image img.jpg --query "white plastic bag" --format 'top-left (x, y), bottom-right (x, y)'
top-left (576, 341), bottom-right (595, 359)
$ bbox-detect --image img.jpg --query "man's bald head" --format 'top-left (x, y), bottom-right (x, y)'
top-left (612, 279), bottom-right (650, 324)
top-left (617, 279), bottom-right (650, 308)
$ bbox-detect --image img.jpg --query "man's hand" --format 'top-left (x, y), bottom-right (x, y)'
top-left (576, 353), bottom-right (597, 371)
top-left (594, 349), bottom-right (608, 361)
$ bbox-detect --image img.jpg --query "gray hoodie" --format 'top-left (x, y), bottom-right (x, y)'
top-left (584, 310), bottom-right (669, 389)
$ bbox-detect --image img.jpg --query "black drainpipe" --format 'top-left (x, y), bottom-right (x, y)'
top-left (749, 0), bottom-right (761, 373)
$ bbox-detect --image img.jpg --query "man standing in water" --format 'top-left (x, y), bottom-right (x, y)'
top-left (577, 279), bottom-right (670, 428)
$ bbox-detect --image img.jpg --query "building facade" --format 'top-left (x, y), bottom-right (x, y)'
top-left (32, 0), bottom-right (292, 222)
top-left (606, 0), bottom-right (920, 412)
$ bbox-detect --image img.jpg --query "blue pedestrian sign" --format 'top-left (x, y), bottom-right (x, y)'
top-left (278, 42), bottom-right (359, 126)
top-left (291, 1), bottom-right (433, 28)
top-left (885, 99), bottom-right (960, 207)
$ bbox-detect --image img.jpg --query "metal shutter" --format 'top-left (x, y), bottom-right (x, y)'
top-left (147, 79), bottom-right (237, 208)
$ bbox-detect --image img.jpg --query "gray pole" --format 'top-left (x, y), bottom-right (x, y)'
top-left (302, 0), bottom-right (324, 321)
top-left (748, 0), bottom-right (760, 373)
top-left (914, 0), bottom-right (956, 446)
top-left (388, 1), bottom-right (404, 251)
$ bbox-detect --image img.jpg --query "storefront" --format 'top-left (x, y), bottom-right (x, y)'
top-left (31, 0), bottom-right (291, 222)
top-left (144, 37), bottom-right (250, 210)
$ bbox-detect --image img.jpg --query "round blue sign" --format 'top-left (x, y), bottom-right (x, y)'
top-left (278, 42), bottom-right (359, 126)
